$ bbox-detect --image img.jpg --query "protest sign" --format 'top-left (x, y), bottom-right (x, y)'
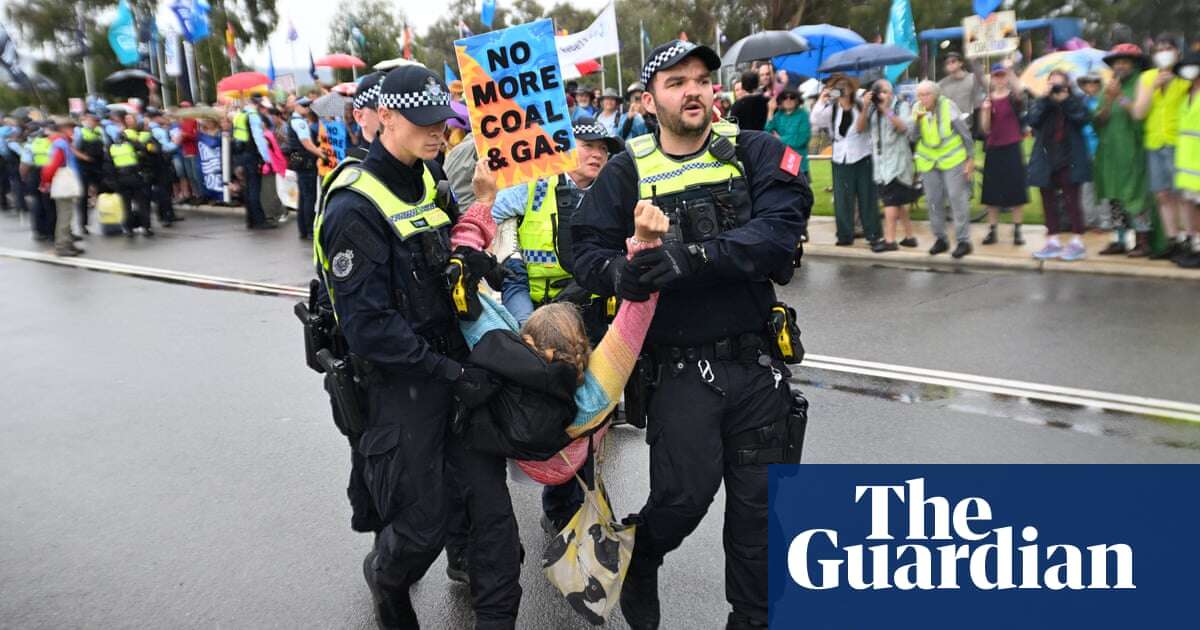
top-left (197, 131), bottom-right (225, 200)
top-left (68, 98), bottom-right (84, 115)
top-left (963, 10), bottom-right (1018, 59)
top-left (324, 119), bottom-right (348, 162)
top-left (456, 19), bottom-right (576, 189)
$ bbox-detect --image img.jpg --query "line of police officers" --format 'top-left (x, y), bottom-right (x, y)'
top-left (306, 40), bottom-right (811, 630)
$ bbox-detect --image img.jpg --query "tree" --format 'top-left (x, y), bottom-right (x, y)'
top-left (328, 0), bottom-right (407, 75)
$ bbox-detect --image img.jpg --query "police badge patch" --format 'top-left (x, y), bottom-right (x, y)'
top-left (331, 250), bottom-right (355, 278)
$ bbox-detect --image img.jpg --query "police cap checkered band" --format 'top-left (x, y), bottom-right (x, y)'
top-left (377, 87), bottom-right (451, 110)
top-left (353, 72), bottom-right (384, 110)
top-left (640, 40), bottom-right (721, 86)
top-left (573, 122), bottom-right (606, 138)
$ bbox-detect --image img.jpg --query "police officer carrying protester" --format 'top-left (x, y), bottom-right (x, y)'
top-left (572, 40), bottom-right (812, 630)
top-left (75, 112), bottom-right (107, 233)
top-left (109, 116), bottom-right (153, 236)
top-left (313, 64), bottom-right (497, 629)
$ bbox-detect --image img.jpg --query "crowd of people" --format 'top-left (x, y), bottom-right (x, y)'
top-left (713, 35), bottom-right (1200, 268)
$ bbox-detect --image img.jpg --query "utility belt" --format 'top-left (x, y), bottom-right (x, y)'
top-left (288, 150), bottom-right (316, 172)
top-left (649, 332), bottom-right (771, 364)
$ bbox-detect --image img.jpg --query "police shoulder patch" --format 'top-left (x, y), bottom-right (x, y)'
top-left (331, 249), bottom-right (356, 278)
top-left (780, 146), bottom-right (802, 177)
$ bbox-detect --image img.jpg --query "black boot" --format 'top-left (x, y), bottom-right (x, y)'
top-left (363, 551), bottom-right (419, 629)
top-left (1013, 223), bottom-right (1025, 246)
top-left (1127, 232), bottom-right (1152, 257)
top-left (982, 224), bottom-right (997, 245)
top-left (620, 558), bottom-right (661, 630)
top-left (928, 237), bottom-right (949, 255)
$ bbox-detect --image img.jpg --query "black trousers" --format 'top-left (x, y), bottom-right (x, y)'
top-left (446, 436), bottom-right (522, 629)
top-left (25, 167), bottom-right (53, 237)
top-left (359, 370), bottom-right (452, 593)
top-left (632, 352), bottom-right (792, 625)
top-left (239, 153), bottom-right (266, 227)
top-left (78, 167), bottom-right (100, 229)
top-left (151, 164), bottom-right (175, 223)
top-left (296, 169), bottom-right (317, 237)
top-left (7, 157), bottom-right (27, 212)
top-left (119, 182), bottom-right (151, 230)
top-left (0, 156), bottom-right (10, 209)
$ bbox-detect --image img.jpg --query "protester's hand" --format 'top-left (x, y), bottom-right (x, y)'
top-left (633, 199), bottom-right (669, 242)
top-left (632, 241), bottom-right (704, 289)
top-left (981, 98), bottom-right (992, 111)
top-left (471, 157), bottom-right (497, 205)
top-left (550, 280), bottom-right (591, 306)
top-left (964, 160), bottom-right (975, 181)
top-left (608, 255), bottom-right (654, 302)
top-left (38, 182), bottom-right (49, 194)
top-left (1154, 70), bottom-right (1175, 89)
top-left (1104, 79), bottom-right (1122, 98)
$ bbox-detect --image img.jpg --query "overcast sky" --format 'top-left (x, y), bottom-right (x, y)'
top-left (3, 0), bottom-right (614, 71)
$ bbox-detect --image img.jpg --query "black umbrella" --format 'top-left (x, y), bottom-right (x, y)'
top-left (104, 68), bottom-right (160, 98)
top-left (721, 31), bottom-right (809, 67)
top-left (817, 43), bottom-right (916, 74)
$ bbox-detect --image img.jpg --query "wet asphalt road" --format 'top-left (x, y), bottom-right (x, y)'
top-left (2, 209), bottom-right (1199, 629)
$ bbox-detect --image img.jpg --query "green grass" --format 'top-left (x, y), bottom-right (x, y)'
top-left (807, 141), bottom-right (1047, 226)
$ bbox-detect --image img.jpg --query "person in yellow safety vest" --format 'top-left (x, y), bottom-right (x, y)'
top-left (233, 100), bottom-right (276, 229)
top-left (911, 80), bottom-right (975, 258)
top-left (74, 112), bottom-right (107, 234)
top-left (28, 126), bottom-right (55, 240)
top-left (107, 121), bottom-right (153, 237)
top-left (1133, 35), bottom-right (1194, 260)
top-left (1172, 51), bottom-right (1200, 268)
top-left (489, 117), bottom-right (624, 331)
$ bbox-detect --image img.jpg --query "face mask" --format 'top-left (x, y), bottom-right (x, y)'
top-left (1153, 50), bottom-right (1178, 69)
top-left (1180, 65), bottom-right (1200, 81)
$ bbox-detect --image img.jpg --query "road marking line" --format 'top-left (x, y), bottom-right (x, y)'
top-left (8, 248), bottom-right (1198, 423)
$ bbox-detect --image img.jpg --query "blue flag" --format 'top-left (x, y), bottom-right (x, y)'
top-left (268, 48), bottom-right (276, 84)
top-left (108, 0), bottom-right (140, 66)
top-left (444, 62), bottom-right (458, 83)
top-left (309, 48), bottom-right (318, 81)
top-left (480, 0), bottom-right (495, 29)
top-left (974, 0), bottom-right (1003, 18)
top-left (287, 19), bottom-right (298, 42)
top-left (190, 0), bottom-right (211, 42)
top-left (884, 0), bottom-right (917, 83)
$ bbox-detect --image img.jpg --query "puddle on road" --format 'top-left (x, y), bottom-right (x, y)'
top-left (794, 373), bottom-right (1200, 453)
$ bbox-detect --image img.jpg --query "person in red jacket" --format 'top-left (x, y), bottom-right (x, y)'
top-left (177, 101), bottom-right (203, 203)
top-left (38, 118), bottom-right (83, 256)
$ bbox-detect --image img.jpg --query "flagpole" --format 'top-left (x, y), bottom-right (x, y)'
top-left (77, 2), bottom-right (96, 97)
top-left (614, 52), bottom-right (623, 95)
top-left (639, 20), bottom-right (646, 68)
top-left (158, 38), bottom-right (172, 106)
top-left (184, 41), bottom-right (200, 102)
top-left (600, 58), bottom-right (606, 92)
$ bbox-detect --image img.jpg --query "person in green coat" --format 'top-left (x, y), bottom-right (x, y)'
top-left (1094, 44), bottom-right (1157, 257)
top-left (765, 84), bottom-right (811, 178)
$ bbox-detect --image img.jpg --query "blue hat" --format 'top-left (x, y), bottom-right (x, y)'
top-left (990, 63), bottom-right (1007, 74)
top-left (296, 96), bottom-right (313, 107)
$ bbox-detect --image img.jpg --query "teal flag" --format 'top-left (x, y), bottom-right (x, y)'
top-left (108, 0), bottom-right (140, 66)
top-left (884, 0), bottom-right (917, 83)
top-left (444, 62), bottom-right (458, 83)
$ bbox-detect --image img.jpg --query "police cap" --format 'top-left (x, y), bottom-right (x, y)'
top-left (572, 117), bottom-right (623, 155)
top-left (641, 40), bottom-right (721, 88)
top-left (376, 64), bottom-right (456, 126)
top-left (353, 71), bottom-right (385, 111)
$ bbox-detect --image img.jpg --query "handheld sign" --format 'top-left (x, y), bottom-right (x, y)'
top-left (455, 19), bottom-right (576, 189)
top-left (963, 10), bottom-right (1018, 59)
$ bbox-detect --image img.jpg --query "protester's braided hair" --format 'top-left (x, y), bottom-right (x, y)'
top-left (521, 303), bottom-right (591, 386)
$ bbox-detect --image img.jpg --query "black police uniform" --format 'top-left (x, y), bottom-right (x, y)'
top-left (288, 102), bottom-right (319, 239)
top-left (571, 41), bottom-right (812, 630)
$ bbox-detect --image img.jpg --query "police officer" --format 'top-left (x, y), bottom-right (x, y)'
top-left (314, 64), bottom-right (494, 629)
top-left (147, 108), bottom-right (180, 227)
top-left (288, 97), bottom-right (324, 239)
top-left (572, 41), bottom-right (812, 629)
top-left (75, 112), bottom-right (107, 232)
top-left (28, 124), bottom-right (54, 241)
top-left (347, 71), bottom-right (385, 160)
top-left (233, 101), bottom-right (274, 229)
top-left (109, 117), bottom-right (152, 236)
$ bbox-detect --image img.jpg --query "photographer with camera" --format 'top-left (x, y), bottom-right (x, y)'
top-left (811, 74), bottom-right (881, 247)
top-left (855, 79), bottom-right (919, 253)
top-left (1027, 70), bottom-right (1093, 261)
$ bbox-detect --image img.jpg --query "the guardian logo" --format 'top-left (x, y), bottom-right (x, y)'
top-left (788, 478), bottom-right (1136, 591)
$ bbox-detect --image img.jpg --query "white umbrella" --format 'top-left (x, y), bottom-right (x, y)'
top-left (312, 92), bottom-right (349, 119)
top-left (374, 58), bottom-right (423, 71)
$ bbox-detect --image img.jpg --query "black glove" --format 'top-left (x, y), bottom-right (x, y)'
top-left (549, 279), bottom-right (591, 306)
top-left (607, 256), bottom-right (654, 302)
top-left (631, 242), bottom-right (706, 288)
top-left (453, 365), bottom-right (498, 409)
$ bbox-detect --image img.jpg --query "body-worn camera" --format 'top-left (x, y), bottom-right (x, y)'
top-left (655, 178), bottom-right (751, 244)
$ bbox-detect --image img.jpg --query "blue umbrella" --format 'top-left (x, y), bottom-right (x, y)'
top-left (817, 43), bottom-right (918, 74)
top-left (773, 24), bottom-right (866, 80)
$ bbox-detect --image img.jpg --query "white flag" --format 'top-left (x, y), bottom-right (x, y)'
top-left (164, 32), bottom-right (182, 77)
top-left (556, 3), bottom-right (619, 67)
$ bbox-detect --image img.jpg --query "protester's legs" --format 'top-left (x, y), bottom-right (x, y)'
top-left (853, 158), bottom-right (881, 241)
top-left (76, 169), bottom-right (93, 231)
top-left (882, 205), bottom-right (898, 243)
top-left (185, 155), bottom-right (204, 198)
top-left (541, 447), bottom-right (594, 528)
top-left (0, 158), bottom-right (10, 209)
top-left (1040, 184), bottom-right (1062, 235)
top-left (244, 159), bottom-right (265, 227)
top-left (447, 435), bottom-right (522, 629)
top-left (944, 163), bottom-right (972, 244)
top-left (1149, 147), bottom-right (1181, 238)
top-left (922, 170), bottom-right (949, 241)
top-left (53, 197), bottom-right (76, 254)
top-left (899, 204), bottom-right (915, 240)
top-left (1058, 171), bottom-right (1085, 235)
top-left (830, 161), bottom-right (855, 243)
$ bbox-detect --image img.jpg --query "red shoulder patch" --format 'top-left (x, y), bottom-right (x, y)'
top-left (779, 146), bottom-right (802, 177)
